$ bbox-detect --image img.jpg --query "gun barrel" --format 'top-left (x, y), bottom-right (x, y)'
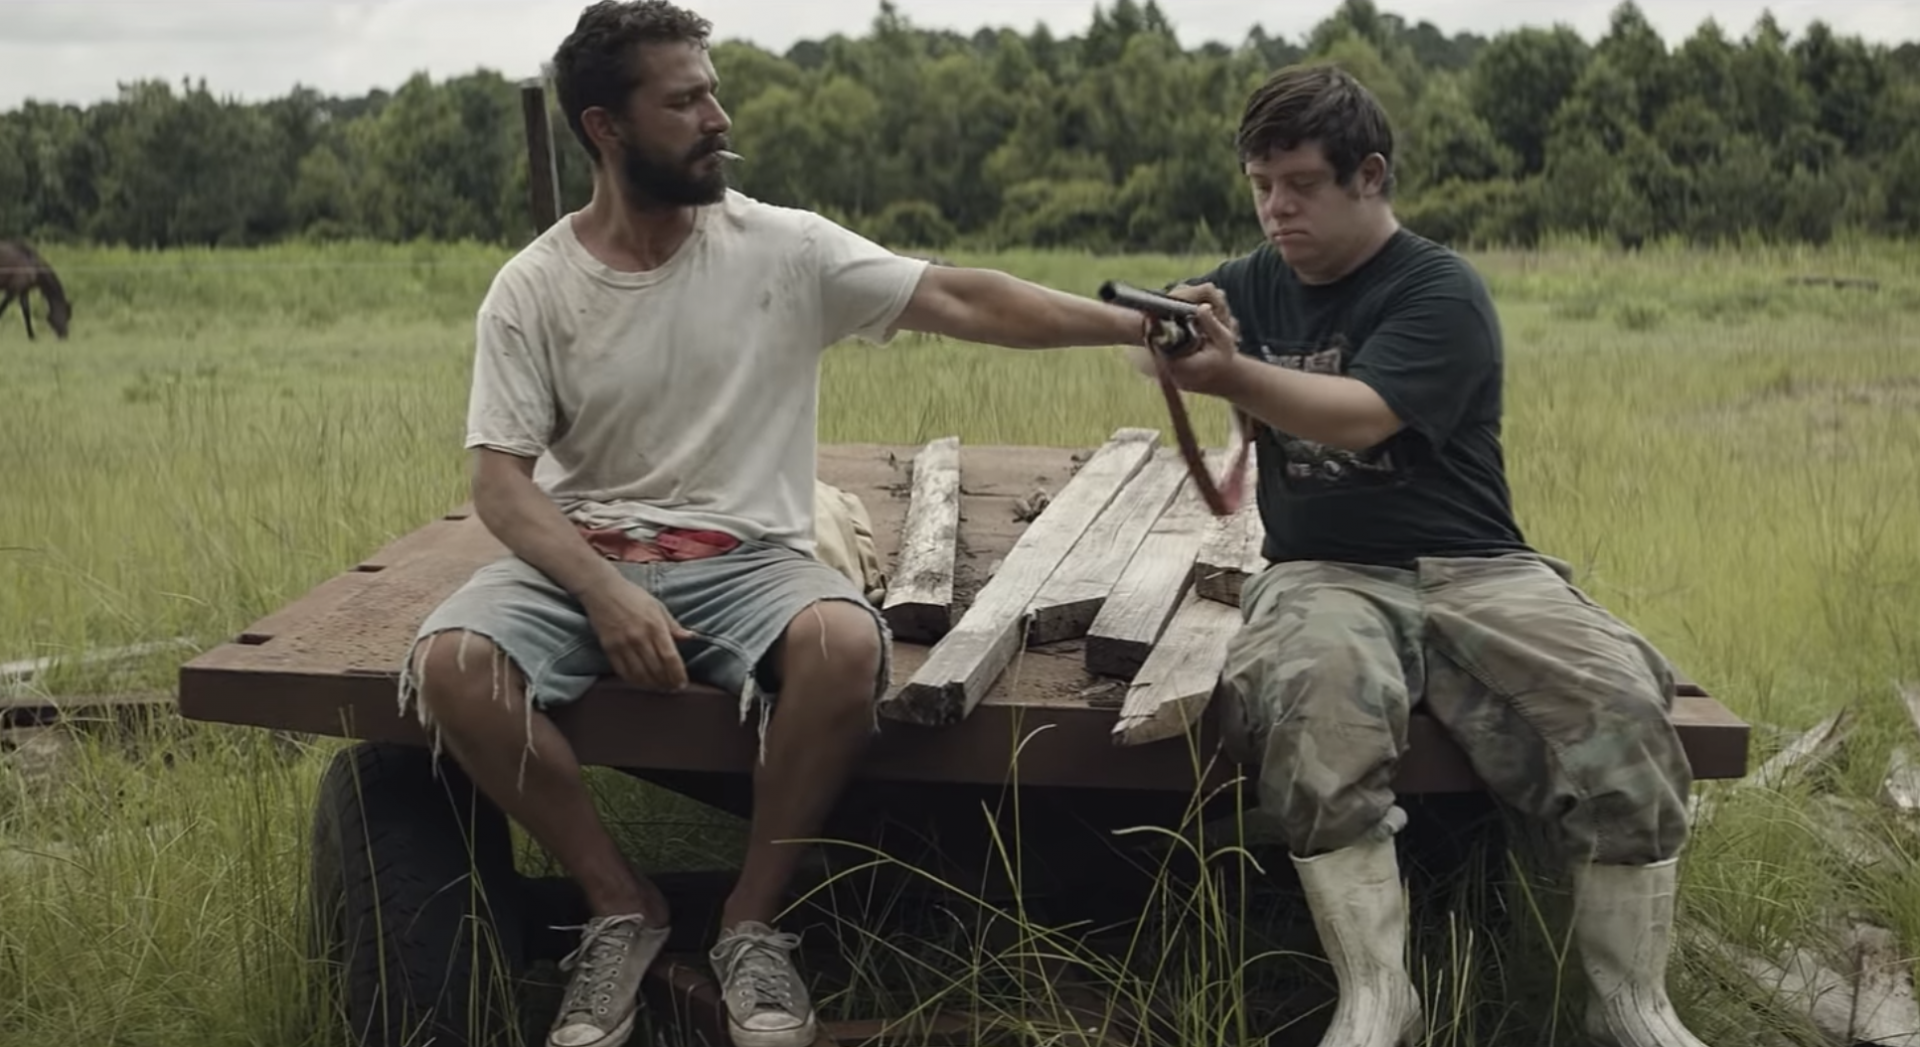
top-left (1099, 280), bottom-right (1202, 320)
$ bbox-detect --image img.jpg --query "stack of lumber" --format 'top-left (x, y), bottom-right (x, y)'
top-left (877, 427), bottom-right (1264, 746)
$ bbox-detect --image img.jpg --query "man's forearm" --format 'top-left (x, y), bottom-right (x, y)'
top-left (1216, 356), bottom-right (1404, 452)
top-left (912, 268), bottom-right (1144, 349)
top-left (472, 455), bottom-right (627, 606)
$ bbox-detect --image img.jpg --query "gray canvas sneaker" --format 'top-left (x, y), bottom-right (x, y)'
top-left (708, 921), bottom-right (817, 1047)
top-left (547, 913), bottom-right (670, 1047)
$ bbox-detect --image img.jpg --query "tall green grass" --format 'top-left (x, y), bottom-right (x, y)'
top-left (1, 236), bottom-right (1917, 1046)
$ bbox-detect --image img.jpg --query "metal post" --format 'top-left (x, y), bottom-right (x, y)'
top-left (520, 77), bottom-right (562, 235)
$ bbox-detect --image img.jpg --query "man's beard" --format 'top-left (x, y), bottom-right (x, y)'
top-left (616, 133), bottom-right (730, 208)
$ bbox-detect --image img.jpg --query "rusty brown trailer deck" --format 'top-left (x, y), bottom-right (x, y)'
top-left (175, 442), bottom-right (1749, 793)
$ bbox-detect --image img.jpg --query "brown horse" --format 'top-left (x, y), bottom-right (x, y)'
top-left (0, 239), bottom-right (71, 340)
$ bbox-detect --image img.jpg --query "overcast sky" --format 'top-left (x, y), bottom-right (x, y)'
top-left (2, 0), bottom-right (1913, 110)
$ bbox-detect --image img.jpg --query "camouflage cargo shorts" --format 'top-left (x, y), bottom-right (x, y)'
top-left (1217, 552), bottom-right (1694, 865)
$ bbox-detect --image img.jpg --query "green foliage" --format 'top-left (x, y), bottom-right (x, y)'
top-left (3, 1), bottom-right (1917, 254)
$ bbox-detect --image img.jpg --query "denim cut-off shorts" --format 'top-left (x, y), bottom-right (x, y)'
top-left (395, 537), bottom-right (893, 765)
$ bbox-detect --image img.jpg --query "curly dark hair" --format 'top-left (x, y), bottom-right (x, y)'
top-left (552, 0), bottom-right (714, 161)
top-left (1236, 63), bottom-right (1396, 197)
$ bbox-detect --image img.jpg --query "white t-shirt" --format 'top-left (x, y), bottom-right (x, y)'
top-left (464, 190), bottom-right (930, 555)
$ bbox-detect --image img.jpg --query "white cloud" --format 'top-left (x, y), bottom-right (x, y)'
top-left (1, 0), bottom-right (1913, 109)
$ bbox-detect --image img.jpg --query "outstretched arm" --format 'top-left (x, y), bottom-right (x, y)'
top-left (887, 264), bottom-right (1147, 349)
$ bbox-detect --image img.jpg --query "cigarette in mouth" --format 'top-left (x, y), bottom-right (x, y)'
top-left (716, 150), bottom-right (744, 161)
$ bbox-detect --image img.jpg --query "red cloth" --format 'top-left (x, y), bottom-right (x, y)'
top-left (578, 524), bottom-right (740, 564)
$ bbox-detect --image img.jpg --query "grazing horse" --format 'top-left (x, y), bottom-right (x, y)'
top-left (0, 239), bottom-right (71, 340)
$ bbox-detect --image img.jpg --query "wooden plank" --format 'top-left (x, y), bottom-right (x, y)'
top-left (880, 436), bottom-right (961, 644)
top-left (1191, 509), bottom-right (1248, 604)
top-left (1111, 589), bottom-right (1239, 747)
top-left (880, 428), bottom-right (1160, 727)
top-left (1192, 446), bottom-right (1262, 606)
top-left (1027, 448), bottom-right (1189, 645)
top-left (1083, 455), bottom-right (1220, 679)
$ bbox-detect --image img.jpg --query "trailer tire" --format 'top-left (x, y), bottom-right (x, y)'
top-left (308, 740), bottom-right (529, 1047)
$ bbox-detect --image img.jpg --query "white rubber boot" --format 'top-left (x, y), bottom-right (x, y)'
top-left (1292, 835), bottom-right (1423, 1047)
top-left (1573, 858), bottom-right (1712, 1047)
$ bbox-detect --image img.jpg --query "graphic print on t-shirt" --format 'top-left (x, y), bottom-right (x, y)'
top-left (1255, 335), bottom-right (1402, 494)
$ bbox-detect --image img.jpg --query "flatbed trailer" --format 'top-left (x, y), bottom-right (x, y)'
top-left (176, 437), bottom-right (1751, 1047)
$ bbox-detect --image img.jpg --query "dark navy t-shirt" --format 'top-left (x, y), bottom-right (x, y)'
top-left (1187, 229), bottom-right (1532, 567)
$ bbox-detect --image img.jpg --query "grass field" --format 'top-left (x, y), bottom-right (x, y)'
top-left (1, 234), bottom-right (1917, 1047)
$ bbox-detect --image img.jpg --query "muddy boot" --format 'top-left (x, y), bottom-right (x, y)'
top-left (1573, 858), bottom-right (1712, 1047)
top-left (1292, 834), bottom-right (1423, 1047)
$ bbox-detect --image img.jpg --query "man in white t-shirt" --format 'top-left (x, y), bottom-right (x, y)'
top-left (392, 4), bottom-right (1180, 1047)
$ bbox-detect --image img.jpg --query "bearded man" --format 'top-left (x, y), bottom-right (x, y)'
top-left (394, 4), bottom-right (1156, 1047)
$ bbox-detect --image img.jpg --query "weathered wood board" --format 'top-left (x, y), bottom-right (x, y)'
top-left (1083, 451), bottom-right (1223, 679)
top-left (880, 436), bottom-right (961, 644)
top-left (1026, 447), bottom-right (1190, 645)
top-left (881, 428), bottom-right (1159, 728)
top-left (1111, 589), bottom-right (1241, 747)
top-left (1191, 446), bottom-right (1263, 606)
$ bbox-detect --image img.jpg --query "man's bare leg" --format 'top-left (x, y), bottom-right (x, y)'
top-left (708, 600), bottom-right (881, 1047)
top-left (721, 600), bottom-right (882, 928)
top-left (412, 631), bottom-right (669, 924)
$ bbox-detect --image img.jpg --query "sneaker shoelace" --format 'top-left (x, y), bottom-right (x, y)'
top-left (718, 927), bottom-right (805, 1015)
top-left (555, 914), bottom-right (651, 1021)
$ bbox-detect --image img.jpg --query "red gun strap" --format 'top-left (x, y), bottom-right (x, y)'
top-left (1142, 318), bottom-right (1253, 517)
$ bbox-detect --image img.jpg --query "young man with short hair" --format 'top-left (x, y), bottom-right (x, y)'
top-left (1155, 64), bottom-right (1712, 1047)
top-left (394, 4), bottom-right (1155, 1047)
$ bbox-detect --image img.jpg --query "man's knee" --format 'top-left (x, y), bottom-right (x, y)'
top-left (410, 629), bottom-right (528, 721)
top-left (1570, 695), bottom-right (1694, 863)
top-left (775, 599), bottom-right (885, 704)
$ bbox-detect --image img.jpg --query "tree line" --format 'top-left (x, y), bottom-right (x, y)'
top-left (2, 0), bottom-right (1916, 255)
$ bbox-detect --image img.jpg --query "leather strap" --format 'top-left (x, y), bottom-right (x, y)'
top-left (1140, 317), bottom-right (1254, 517)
